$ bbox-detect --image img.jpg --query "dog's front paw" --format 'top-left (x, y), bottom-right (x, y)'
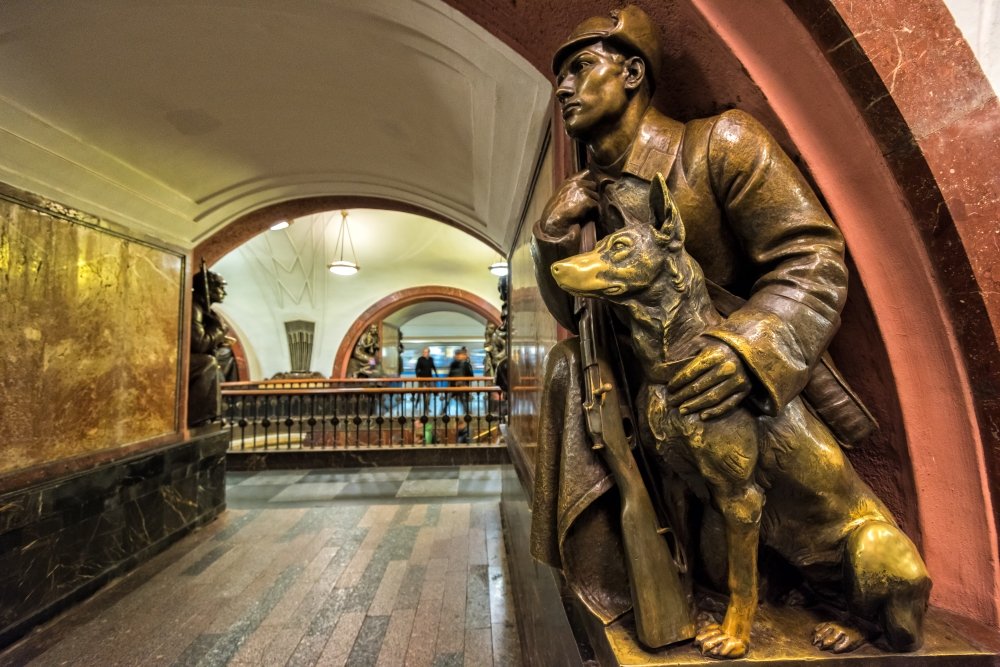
top-left (812, 621), bottom-right (866, 653)
top-left (695, 622), bottom-right (749, 659)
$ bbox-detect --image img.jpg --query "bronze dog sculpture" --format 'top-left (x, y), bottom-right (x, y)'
top-left (550, 173), bottom-right (931, 659)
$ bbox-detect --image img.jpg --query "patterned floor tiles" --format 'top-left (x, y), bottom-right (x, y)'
top-left (0, 466), bottom-right (521, 667)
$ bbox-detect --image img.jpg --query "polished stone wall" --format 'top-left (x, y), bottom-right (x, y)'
top-left (0, 185), bottom-right (185, 479)
top-left (0, 430), bottom-right (228, 647)
top-left (507, 141), bottom-right (558, 471)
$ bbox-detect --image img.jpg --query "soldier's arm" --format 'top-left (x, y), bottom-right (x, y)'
top-left (532, 223), bottom-right (581, 333)
top-left (701, 109), bottom-right (848, 415)
top-left (531, 170), bottom-right (599, 333)
top-left (191, 306), bottom-right (226, 354)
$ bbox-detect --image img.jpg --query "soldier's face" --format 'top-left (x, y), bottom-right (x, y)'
top-left (556, 43), bottom-right (630, 139)
top-left (209, 281), bottom-right (226, 304)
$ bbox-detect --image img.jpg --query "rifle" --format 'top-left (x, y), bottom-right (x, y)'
top-left (576, 221), bottom-right (695, 648)
top-left (198, 258), bottom-right (211, 311)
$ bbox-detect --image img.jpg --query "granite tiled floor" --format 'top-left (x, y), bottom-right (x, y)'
top-left (1, 466), bottom-right (521, 667)
top-left (225, 466), bottom-right (501, 508)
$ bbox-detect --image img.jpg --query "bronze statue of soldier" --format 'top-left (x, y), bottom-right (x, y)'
top-left (350, 323), bottom-right (383, 378)
top-left (529, 5), bottom-right (930, 659)
top-left (483, 322), bottom-right (498, 378)
top-left (188, 267), bottom-right (230, 427)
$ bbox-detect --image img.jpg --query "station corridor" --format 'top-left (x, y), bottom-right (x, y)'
top-left (0, 466), bottom-right (521, 667)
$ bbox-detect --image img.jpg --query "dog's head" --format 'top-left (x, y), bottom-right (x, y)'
top-left (551, 172), bottom-right (688, 303)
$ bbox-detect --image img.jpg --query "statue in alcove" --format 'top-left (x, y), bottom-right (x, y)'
top-left (349, 323), bottom-right (384, 378)
top-left (397, 329), bottom-right (405, 377)
top-left (483, 322), bottom-right (498, 377)
top-left (529, 5), bottom-right (930, 659)
top-left (492, 275), bottom-right (509, 393)
top-left (188, 266), bottom-right (232, 426)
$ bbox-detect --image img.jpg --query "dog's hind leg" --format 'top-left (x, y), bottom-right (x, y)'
top-left (838, 520), bottom-right (931, 652)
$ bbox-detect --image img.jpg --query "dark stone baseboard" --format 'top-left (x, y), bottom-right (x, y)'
top-left (226, 445), bottom-right (510, 470)
top-left (0, 431), bottom-right (228, 648)
top-left (501, 430), bottom-right (593, 667)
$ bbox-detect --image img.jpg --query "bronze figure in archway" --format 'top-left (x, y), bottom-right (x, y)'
top-left (530, 6), bottom-right (929, 658)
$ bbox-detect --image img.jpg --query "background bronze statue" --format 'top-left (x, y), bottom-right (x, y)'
top-left (483, 322), bottom-right (498, 378)
top-left (349, 323), bottom-right (383, 377)
top-left (188, 266), bottom-right (230, 427)
top-left (529, 5), bottom-right (929, 659)
top-left (492, 275), bottom-right (510, 393)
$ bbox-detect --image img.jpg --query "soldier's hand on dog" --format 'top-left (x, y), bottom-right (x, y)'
top-left (668, 341), bottom-right (752, 420)
top-left (539, 170), bottom-right (599, 237)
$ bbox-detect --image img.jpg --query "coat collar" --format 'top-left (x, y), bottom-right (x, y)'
top-left (621, 106), bottom-right (684, 181)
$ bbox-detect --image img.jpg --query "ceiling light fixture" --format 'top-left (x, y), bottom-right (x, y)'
top-left (489, 261), bottom-right (509, 277)
top-left (270, 220), bottom-right (290, 231)
top-left (328, 210), bottom-right (360, 275)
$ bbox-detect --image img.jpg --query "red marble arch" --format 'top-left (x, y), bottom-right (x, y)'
top-left (191, 196), bottom-right (501, 267)
top-left (442, 0), bottom-right (1000, 627)
top-left (331, 286), bottom-right (502, 378)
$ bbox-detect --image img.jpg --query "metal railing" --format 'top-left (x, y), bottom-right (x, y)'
top-left (223, 376), bottom-right (496, 390)
top-left (221, 378), bottom-right (506, 450)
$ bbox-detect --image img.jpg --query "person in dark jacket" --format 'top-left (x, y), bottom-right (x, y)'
top-left (415, 347), bottom-right (438, 378)
top-left (414, 347), bottom-right (437, 415)
top-left (445, 347), bottom-right (473, 416)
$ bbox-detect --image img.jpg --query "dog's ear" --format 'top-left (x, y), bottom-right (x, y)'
top-left (650, 172), bottom-right (685, 250)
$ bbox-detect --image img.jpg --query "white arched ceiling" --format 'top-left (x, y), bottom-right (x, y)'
top-left (387, 301), bottom-right (489, 328)
top-left (395, 311), bottom-right (488, 343)
top-left (0, 0), bottom-right (551, 250)
top-left (387, 302), bottom-right (489, 344)
top-left (213, 208), bottom-right (502, 379)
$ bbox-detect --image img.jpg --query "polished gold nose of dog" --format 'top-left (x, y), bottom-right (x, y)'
top-left (551, 257), bottom-right (609, 293)
top-left (550, 259), bottom-right (578, 288)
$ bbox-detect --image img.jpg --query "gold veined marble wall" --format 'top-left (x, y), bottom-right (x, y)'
top-left (507, 140), bottom-right (558, 471)
top-left (0, 186), bottom-right (185, 479)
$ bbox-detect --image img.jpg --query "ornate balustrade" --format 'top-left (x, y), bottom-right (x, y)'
top-left (223, 376), bottom-right (494, 390)
top-left (220, 379), bottom-right (505, 451)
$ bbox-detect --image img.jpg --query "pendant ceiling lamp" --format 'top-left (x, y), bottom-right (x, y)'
top-left (328, 209), bottom-right (360, 275)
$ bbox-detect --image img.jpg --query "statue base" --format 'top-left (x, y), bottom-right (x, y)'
top-left (581, 603), bottom-right (1000, 666)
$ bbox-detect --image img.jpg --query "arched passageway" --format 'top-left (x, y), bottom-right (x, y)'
top-left (332, 286), bottom-right (502, 378)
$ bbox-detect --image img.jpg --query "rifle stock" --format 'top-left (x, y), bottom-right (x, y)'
top-left (575, 223), bottom-right (694, 649)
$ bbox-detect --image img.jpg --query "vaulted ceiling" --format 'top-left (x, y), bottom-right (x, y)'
top-left (0, 0), bottom-right (551, 251)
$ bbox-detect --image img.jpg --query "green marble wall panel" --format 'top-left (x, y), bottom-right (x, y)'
top-left (0, 191), bottom-right (184, 477)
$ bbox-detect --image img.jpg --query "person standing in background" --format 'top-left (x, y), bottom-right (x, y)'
top-left (446, 347), bottom-right (474, 415)
top-left (414, 347), bottom-right (438, 415)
